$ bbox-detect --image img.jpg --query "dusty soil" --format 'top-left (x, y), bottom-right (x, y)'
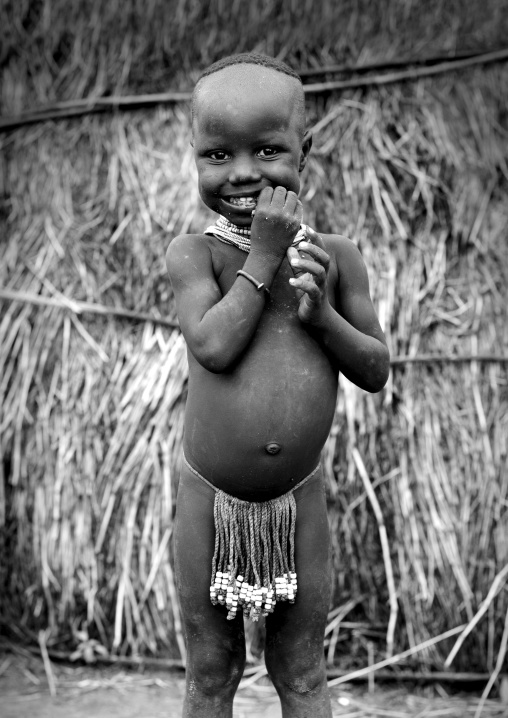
top-left (1, 649), bottom-right (507, 718)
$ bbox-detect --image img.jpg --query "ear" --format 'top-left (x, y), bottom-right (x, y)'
top-left (299, 130), bottom-right (312, 172)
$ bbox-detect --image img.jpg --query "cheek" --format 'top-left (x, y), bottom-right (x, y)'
top-left (271, 157), bottom-right (301, 185)
top-left (275, 164), bottom-right (301, 193)
top-left (198, 166), bottom-right (222, 192)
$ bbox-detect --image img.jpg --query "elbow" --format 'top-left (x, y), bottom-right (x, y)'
top-left (193, 338), bottom-right (236, 374)
top-left (361, 345), bottom-right (391, 393)
top-left (198, 355), bottom-right (231, 374)
top-left (186, 321), bottom-right (243, 373)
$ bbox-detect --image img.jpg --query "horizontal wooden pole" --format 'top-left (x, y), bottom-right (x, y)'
top-left (0, 287), bottom-right (179, 330)
top-left (1, 47), bottom-right (507, 132)
top-left (390, 353), bottom-right (508, 365)
top-left (2, 288), bottom-right (507, 365)
top-left (18, 643), bottom-right (493, 684)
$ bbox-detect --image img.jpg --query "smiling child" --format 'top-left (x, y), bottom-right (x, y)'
top-left (166, 53), bottom-right (390, 718)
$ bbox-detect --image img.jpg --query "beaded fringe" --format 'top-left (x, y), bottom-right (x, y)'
top-left (210, 489), bottom-right (298, 621)
top-left (183, 455), bottom-right (318, 621)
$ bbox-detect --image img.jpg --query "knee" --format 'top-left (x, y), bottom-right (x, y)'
top-left (266, 650), bottom-right (326, 696)
top-left (188, 647), bottom-right (245, 697)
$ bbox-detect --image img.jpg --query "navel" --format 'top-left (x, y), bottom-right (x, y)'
top-left (265, 442), bottom-right (281, 455)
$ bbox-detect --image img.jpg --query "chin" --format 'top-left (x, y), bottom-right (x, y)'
top-left (231, 215), bottom-right (253, 227)
top-left (219, 207), bottom-right (253, 227)
top-left (220, 210), bottom-right (253, 227)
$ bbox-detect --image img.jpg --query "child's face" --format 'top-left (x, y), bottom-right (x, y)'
top-left (192, 67), bottom-right (310, 227)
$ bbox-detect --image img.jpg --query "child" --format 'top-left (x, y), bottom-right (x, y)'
top-left (166, 53), bottom-right (389, 718)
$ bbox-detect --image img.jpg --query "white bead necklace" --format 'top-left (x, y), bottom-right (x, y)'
top-left (205, 215), bottom-right (308, 253)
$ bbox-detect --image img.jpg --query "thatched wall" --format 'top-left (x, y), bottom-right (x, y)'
top-left (1, 0), bottom-right (508, 672)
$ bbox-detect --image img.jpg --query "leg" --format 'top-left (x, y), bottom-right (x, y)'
top-left (174, 462), bottom-right (246, 718)
top-left (264, 468), bottom-right (332, 718)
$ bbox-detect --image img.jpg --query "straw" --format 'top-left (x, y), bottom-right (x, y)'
top-left (1, 0), bottom-right (507, 675)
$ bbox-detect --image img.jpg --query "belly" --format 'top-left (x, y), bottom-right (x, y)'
top-left (183, 314), bottom-right (338, 500)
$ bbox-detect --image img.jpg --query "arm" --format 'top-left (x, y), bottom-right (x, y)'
top-left (166, 187), bottom-right (302, 373)
top-left (167, 235), bottom-right (277, 372)
top-left (287, 233), bottom-right (390, 392)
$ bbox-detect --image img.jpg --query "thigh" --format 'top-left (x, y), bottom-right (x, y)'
top-left (174, 461), bottom-right (245, 665)
top-left (264, 468), bottom-right (331, 662)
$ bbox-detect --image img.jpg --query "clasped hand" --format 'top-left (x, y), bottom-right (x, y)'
top-left (250, 186), bottom-right (331, 326)
top-left (249, 186), bottom-right (303, 259)
top-left (287, 228), bottom-right (331, 326)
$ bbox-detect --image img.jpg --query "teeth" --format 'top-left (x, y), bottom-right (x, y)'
top-left (229, 196), bottom-right (257, 208)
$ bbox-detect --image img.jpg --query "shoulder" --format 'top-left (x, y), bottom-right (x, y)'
top-left (319, 233), bottom-right (371, 296)
top-left (166, 233), bottom-right (212, 270)
top-left (320, 233), bottom-right (367, 276)
top-left (166, 234), bottom-right (209, 259)
top-left (320, 233), bottom-right (362, 262)
top-left (165, 233), bottom-right (217, 287)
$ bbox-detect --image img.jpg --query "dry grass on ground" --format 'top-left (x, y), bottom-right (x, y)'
top-left (2, 648), bottom-right (508, 718)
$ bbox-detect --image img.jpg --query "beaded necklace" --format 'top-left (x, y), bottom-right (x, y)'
top-left (205, 215), bottom-right (308, 253)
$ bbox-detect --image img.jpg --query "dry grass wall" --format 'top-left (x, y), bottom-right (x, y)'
top-left (1, 0), bottom-right (508, 675)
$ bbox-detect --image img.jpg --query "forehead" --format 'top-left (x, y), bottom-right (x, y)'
top-left (193, 65), bottom-right (303, 139)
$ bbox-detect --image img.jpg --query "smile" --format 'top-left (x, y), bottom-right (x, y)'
top-left (226, 196), bottom-right (258, 209)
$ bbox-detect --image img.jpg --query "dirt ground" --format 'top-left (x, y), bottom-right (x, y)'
top-left (1, 649), bottom-right (507, 718)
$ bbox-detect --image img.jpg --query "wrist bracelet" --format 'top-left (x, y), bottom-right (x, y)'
top-left (236, 269), bottom-right (270, 295)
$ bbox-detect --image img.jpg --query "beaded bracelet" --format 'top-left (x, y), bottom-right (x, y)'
top-left (236, 269), bottom-right (270, 295)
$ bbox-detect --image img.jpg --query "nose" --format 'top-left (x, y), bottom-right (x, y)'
top-left (228, 155), bottom-right (261, 185)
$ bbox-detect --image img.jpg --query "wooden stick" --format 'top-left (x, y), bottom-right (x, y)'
top-left (2, 288), bottom-right (507, 365)
top-left (0, 92), bottom-right (192, 131)
top-left (390, 353), bottom-right (508, 365)
top-left (38, 630), bottom-right (57, 697)
top-left (239, 666), bottom-right (269, 689)
top-left (298, 47), bottom-right (506, 77)
top-left (327, 625), bottom-right (466, 686)
top-left (138, 527), bottom-right (172, 611)
top-left (1, 48), bottom-right (507, 132)
top-left (0, 288), bottom-right (179, 329)
top-left (352, 448), bottom-right (398, 659)
top-left (474, 605), bottom-right (508, 718)
top-left (325, 669), bottom-right (492, 684)
top-left (303, 47), bottom-right (508, 93)
top-left (14, 641), bottom-right (496, 683)
top-left (445, 563), bottom-right (508, 667)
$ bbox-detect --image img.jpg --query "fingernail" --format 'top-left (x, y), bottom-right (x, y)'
top-left (289, 278), bottom-right (296, 285)
top-left (291, 259), bottom-right (299, 266)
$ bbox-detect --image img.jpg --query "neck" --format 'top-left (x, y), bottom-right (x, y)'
top-left (218, 216), bottom-right (251, 235)
top-left (204, 215), bottom-right (308, 254)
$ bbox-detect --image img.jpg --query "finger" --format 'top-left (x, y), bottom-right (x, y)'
top-left (304, 227), bottom-right (326, 251)
top-left (285, 195), bottom-right (303, 235)
top-left (287, 246), bottom-right (299, 264)
top-left (289, 257), bottom-right (327, 286)
top-left (255, 186), bottom-right (274, 211)
top-left (294, 197), bottom-right (303, 225)
top-left (287, 246), bottom-right (308, 278)
top-left (294, 241), bottom-right (330, 270)
top-left (289, 275), bottom-right (322, 302)
top-left (283, 190), bottom-right (299, 212)
top-left (270, 185), bottom-right (288, 208)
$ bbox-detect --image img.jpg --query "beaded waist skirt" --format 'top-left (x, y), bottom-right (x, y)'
top-left (182, 455), bottom-right (319, 621)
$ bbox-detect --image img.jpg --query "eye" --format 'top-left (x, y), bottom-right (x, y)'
top-left (208, 150), bottom-right (229, 161)
top-left (257, 147), bottom-right (278, 158)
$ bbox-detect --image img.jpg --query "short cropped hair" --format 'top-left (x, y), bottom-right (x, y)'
top-left (198, 52), bottom-right (302, 84)
top-left (191, 53), bottom-right (305, 133)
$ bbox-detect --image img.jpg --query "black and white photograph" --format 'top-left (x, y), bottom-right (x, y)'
top-left (1, 1), bottom-right (508, 716)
